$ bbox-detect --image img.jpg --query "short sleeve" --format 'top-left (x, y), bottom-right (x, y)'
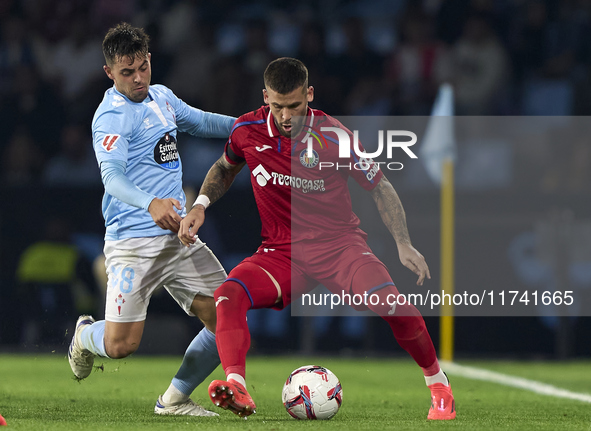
top-left (348, 138), bottom-right (384, 191)
top-left (223, 120), bottom-right (246, 164)
top-left (92, 106), bottom-right (133, 166)
top-left (159, 85), bottom-right (197, 131)
top-left (319, 117), bottom-right (383, 191)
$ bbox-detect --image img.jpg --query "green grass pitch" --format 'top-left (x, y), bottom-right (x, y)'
top-left (0, 354), bottom-right (590, 430)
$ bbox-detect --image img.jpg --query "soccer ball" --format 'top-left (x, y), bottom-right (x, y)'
top-left (282, 365), bottom-right (343, 420)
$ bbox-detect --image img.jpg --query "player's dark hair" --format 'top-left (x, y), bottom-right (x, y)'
top-left (102, 22), bottom-right (150, 66)
top-left (264, 57), bottom-right (308, 94)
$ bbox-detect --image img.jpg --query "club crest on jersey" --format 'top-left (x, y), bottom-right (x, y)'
top-left (154, 132), bottom-right (179, 170)
top-left (115, 293), bottom-right (125, 316)
top-left (165, 101), bottom-right (176, 122)
top-left (299, 149), bottom-right (319, 168)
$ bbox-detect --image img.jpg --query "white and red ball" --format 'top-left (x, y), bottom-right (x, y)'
top-left (282, 365), bottom-right (343, 420)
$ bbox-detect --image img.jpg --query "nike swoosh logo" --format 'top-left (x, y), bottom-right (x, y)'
top-left (255, 145), bottom-right (273, 152)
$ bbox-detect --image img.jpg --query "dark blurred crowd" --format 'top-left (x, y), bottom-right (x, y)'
top-left (1, 0), bottom-right (591, 191)
top-left (1, 0), bottom-right (590, 353)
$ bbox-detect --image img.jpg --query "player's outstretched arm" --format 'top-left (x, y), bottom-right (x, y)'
top-left (369, 177), bottom-right (431, 286)
top-left (178, 155), bottom-right (246, 246)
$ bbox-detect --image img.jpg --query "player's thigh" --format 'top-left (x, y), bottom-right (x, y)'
top-left (227, 250), bottom-right (310, 310)
top-left (321, 250), bottom-right (398, 313)
top-left (165, 240), bottom-right (227, 317)
top-left (104, 238), bottom-right (170, 323)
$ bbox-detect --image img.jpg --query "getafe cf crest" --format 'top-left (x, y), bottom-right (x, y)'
top-left (299, 149), bottom-right (319, 168)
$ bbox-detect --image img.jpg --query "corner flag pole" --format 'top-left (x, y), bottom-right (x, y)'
top-left (419, 84), bottom-right (456, 362)
top-left (439, 157), bottom-right (454, 361)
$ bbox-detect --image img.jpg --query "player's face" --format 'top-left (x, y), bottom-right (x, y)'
top-left (264, 85), bottom-right (314, 138)
top-left (104, 53), bottom-right (152, 103)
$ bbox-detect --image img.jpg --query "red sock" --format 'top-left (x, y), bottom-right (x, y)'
top-left (214, 281), bottom-right (252, 378)
top-left (382, 304), bottom-right (438, 372)
top-left (215, 261), bottom-right (285, 378)
top-left (421, 358), bottom-right (441, 377)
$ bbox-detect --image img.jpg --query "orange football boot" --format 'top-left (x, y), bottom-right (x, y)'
top-left (427, 382), bottom-right (456, 420)
top-left (208, 379), bottom-right (256, 418)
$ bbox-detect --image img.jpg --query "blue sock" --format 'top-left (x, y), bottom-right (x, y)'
top-left (80, 320), bottom-right (109, 358)
top-left (171, 327), bottom-right (219, 395)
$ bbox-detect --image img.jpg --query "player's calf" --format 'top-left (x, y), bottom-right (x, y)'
top-left (103, 321), bottom-right (144, 359)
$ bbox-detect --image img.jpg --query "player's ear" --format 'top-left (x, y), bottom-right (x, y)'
top-left (307, 86), bottom-right (314, 103)
top-left (103, 65), bottom-right (114, 81)
top-left (263, 88), bottom-right (269, 104)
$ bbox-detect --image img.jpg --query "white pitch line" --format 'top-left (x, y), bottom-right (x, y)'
top-left (440, 360), bottom-right (591, 404)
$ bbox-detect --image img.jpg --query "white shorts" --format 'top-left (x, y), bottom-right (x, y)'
top-left (104, 234), bottom-right (226, 323)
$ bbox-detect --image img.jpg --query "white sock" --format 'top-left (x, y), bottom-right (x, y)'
top-left (162, 383), bottom-right (189, 404)
top-left (425, 369), bottom-right (449, 386)
top-left (227, 373), bottom-right (246, 387)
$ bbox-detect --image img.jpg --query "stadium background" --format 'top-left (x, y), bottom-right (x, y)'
top-left (0, 0), bottom-right (589, 360)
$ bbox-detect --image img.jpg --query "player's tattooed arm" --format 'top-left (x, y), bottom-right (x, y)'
top-left (196, 155), bottom-right (246, 208)
top-left (370, 177), bottom-right (430, 285)
top-left (369, 176), bottom-right (411, 246)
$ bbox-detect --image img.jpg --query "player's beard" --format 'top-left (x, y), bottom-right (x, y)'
top-left (279, 119), bottom-right (304, 138)
top-left (128, 85), bottom-right (149, 103)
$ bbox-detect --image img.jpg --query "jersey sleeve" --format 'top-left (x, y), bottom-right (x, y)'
top-left (319, 116), bottom-right (383, 191)
top-left (223, 119), bottom-right (246, 165)
top-left (100, 159), bottom-right (156, 210)
top-left (164, 86), bottom-right (234, 138)
top-left (92, 102), bottom-right (133, 166)
top-left (347, 138), bottom-right (384, 191)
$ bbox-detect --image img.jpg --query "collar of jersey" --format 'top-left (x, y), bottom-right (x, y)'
top-left (266, 106), bottom-right (314, 145)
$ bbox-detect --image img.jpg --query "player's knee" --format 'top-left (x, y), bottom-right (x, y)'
top-left (104, 339), bottom-right (140, 359)
top-left (214, 280), bottom-right (249, 306)
top-left (191, 295), bottom-right (216, 332)
top-left (199, 312), bottom-right (216, 334)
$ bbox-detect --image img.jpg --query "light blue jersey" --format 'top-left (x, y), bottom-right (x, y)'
top-left (92, 84), bottom-right (234, 240)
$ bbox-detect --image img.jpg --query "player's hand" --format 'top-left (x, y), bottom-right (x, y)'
top-left (178, 205), bottom-right (205, 247)
top-left (398, 243), bottom-right (431, 286)
top-left (148, 198), bottom-right (183, 233)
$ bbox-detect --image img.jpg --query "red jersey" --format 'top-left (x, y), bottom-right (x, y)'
top-left (224, 106), bottom-right (383, 247)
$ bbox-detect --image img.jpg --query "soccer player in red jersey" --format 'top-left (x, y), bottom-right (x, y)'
top-left (179, 57), bottom-right (456, 420)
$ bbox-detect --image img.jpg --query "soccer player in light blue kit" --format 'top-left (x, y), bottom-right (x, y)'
top-left (67, 23), bottom-right (234, 417)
